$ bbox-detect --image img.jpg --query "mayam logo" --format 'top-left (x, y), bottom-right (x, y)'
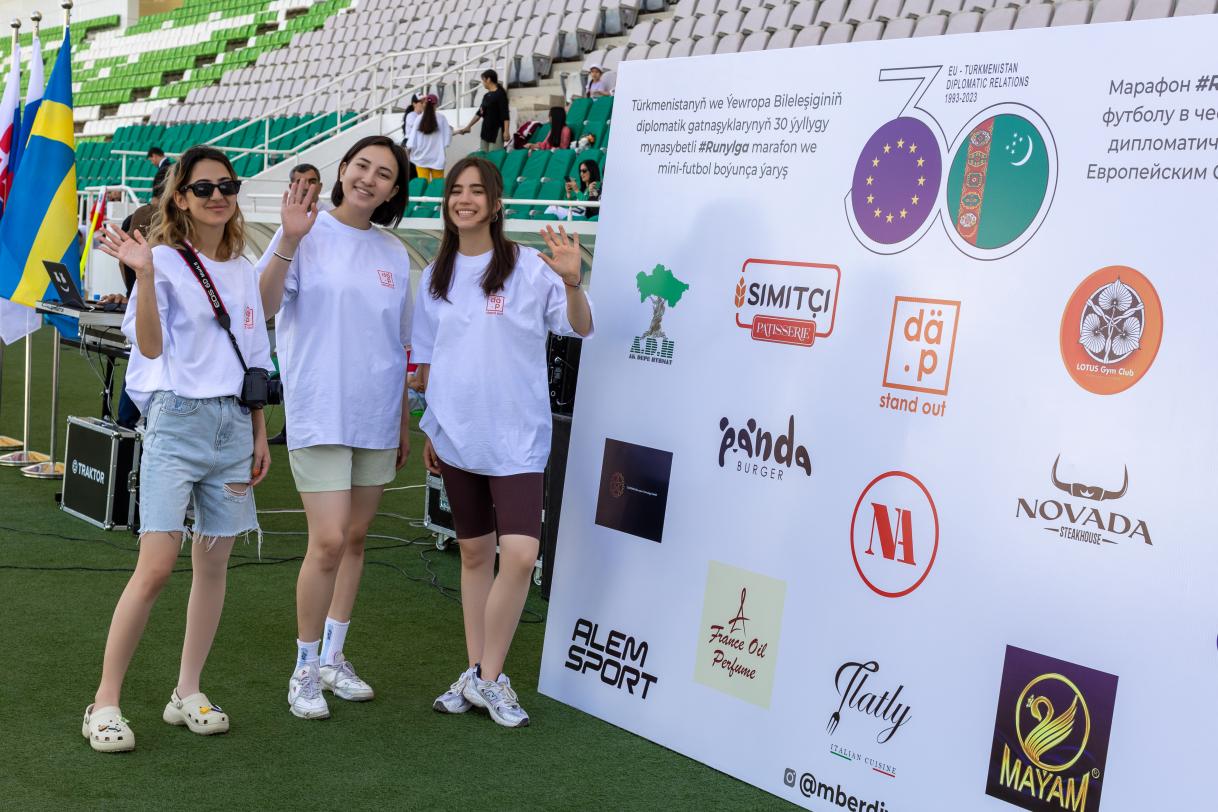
top-left (782, 769), bottom-right (889, 812)
top-left (850, 472), bottom-right (939, 598)
top-left (563, 618), bottom-right (658, 700)
top-left (985, 645), bottom-right (1118, 812)
top-left (879, 296), bottom-right (960, 419)
top-left (734, 259), bottom-right (839, 347)
top-left (1015, 456), bottom-right (1151, 548)
top-left (718, 415), bottom-right (812, 482)
top-left (693, 561), bottom-right (786, 709)
top-left (71, 459), bottom-right (106, 484)
top-left (1060, 266), bottom-right (1162, 395)
top-left (825, 660), bottom-right (912, 780)
top-left (629, 264), bottom-right (688, 366)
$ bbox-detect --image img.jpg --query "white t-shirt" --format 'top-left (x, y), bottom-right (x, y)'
top-left (122, 245), bottom-right (272, 412)
top-left (406, 116), bottom-right (453, 171)
top-left (412, 247), bottom-right (592, 476)
top-left (403, 110), bottom-right (420, 143)
top-left (258, 211), bottom-right (413, 451)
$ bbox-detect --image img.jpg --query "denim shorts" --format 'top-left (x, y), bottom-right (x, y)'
top-left (139, 391), bottom-right (258, 543)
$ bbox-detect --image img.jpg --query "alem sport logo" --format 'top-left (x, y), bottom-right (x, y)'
top-left (734, 259), bottom-right (840, 347)
top-left (986, 646), bottom-right (1118, 812)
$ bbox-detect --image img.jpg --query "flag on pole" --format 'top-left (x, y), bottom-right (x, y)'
top-left (0, 27), bottom-right (79, 341)
top-left (0, 41), bottom-right (22, 215)
top-left (81, 187), bottom-right (106, 276)
top-left (11, 31), bottom-right (44, 177)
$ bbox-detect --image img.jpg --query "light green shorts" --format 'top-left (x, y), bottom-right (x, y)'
top-left (288, 445), bottom-right (397, 493)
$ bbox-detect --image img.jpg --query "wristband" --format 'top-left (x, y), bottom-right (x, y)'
top-left (273, 250), bottom-right (294, 263)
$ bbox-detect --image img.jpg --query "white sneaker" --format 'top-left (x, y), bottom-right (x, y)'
top-left (320, 655), bottom-right (374, 702)
top-left (463, 672), bottom-right (530, 728)
top-left (287, 663), bottom-right (330, 719)
top-left (433, 665), bottom-right (477, 714)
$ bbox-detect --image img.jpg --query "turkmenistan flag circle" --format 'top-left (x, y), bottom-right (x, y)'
top-left (945, 114), bottom-right (1048, 250)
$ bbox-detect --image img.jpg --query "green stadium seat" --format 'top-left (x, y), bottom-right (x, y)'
top-left (410, 178), bottom-right (446, 218)
top-left (519, 150), bottom-right (551, 183)
top-left (500, 150), bottom-right (527, 185)
top-left (568, 97), bottom-right (592, 128)
top-left (586, 96), bottom-right (613, 124)
top-left (528, 123), bottom-right (550, 145)
top-left (533, 179), bottom-right (565, 219)
top-left (507, 180), bottom-right (539, 219)
top-left (543, 150), bottom-right (575, 183)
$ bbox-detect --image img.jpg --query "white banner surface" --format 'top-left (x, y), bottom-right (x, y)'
top-left (540, 17), bottom-right (1218, 812)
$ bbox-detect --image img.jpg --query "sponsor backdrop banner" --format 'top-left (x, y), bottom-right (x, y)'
top-left (539, 16), bottom-right (1217, 812)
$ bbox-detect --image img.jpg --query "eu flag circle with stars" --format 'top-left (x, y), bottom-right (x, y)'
top-left (851, 117), bottom-right (942, 245)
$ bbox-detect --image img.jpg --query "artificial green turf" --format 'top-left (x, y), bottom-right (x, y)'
top-left (0, 329), bottom-right (789, 811)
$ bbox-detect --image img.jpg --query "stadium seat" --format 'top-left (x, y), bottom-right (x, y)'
top-left (854, 19), bottom-right (887, 37)
top-left (1014, 2), bottom-right (1054, 26)
top-left (795, 25), bottom-right (826, 43)
top-left (822, 22), bottom-right (855, 42)
top-left (914, 13), bottom-right (948, 33)
top-left (1130, 0), bottom-right (1172, 18)
top-left (946, 10), bottom-right (983, 31)
top-left (1051, 0), bottom-right (1092, 24)
top-left (766, 28), bottom-right (798, 47)
top-left (1173, 0), bottom-right (1217, 14)
top-left (980, 5), bottom-right (1017, 27)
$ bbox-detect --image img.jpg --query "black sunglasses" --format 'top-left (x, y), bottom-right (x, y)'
top-left (180, 179), bottom-right (242, 198)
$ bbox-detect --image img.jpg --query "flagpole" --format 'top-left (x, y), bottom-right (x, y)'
top-left (18, 5), bottom-right (70, 480)
top-left (0, 18), bottom-right (40, 466)
top-left (0, 18), bottom-right (22, 451)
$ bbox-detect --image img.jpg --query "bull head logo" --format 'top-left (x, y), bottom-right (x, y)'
top-left (1050, 455), bottom-right (1128, 502)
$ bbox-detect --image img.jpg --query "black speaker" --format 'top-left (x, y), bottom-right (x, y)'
top-left (547, 334), bottom-right (582, 416)
top-left (540, 412), bottom-right (573, 600)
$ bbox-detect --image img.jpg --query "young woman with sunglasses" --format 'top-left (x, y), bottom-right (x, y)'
top-left (413, 156), bottom-right (592, 728)
top-left (83, 146), bottom-right (272, 752)
top-left (258, 135), bottom-right (413, 720)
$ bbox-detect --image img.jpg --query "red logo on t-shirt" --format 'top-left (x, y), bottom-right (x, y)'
top-left (486, 295), bottom-right (505, 315)
top-left (378, 270), bottom-right (395, 288)
top-left (244, 306), bottom-right (255, 329)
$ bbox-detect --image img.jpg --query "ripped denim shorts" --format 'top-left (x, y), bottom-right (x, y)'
top-left (138, 391), bottom-right (258, 545)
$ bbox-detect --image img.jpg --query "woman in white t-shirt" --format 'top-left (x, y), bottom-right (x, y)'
top-left (258, 134), bottom-right (414, 721)
top-left (406, 94), bottom-right (453, 181)
top-left (83, 146), bottom-right (273, 753)
top-left (413, 155), bottom-right (593, 728)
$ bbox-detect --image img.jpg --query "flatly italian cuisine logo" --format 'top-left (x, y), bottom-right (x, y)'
top-left (693, 561), bottom-right (786, 708)
top-left (986, 646), bottom-right (1118, 812)
top-left (734, 259), bottom-right (839, 347)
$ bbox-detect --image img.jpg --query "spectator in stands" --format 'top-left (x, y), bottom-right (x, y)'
top-left (457, 69), bottom-right (510, 152)
top-left (526, 106), bottom-right (572, 152)
top-left (147, 147), bottom-right (171, 170)
top-left (414, 156), bottom-right (592, 728)
top-left (401, 94), bottom-right (423, 146)
top-left (586, 65), bottom-right (614, 98)
top-left (85, 146), bottom-right (272, 753)
top-left (257, 135), bottom-right (413, 722)
top-left (289, 163), bottom-right (332, 212)
top-left (545, 159), bottom-right (601, 220)
top-left (406, 94), bottom-right (453, 181)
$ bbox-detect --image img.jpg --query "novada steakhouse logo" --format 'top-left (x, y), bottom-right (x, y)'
top-left (850, 472), bottom-right (939, 597)
top-left (564, 618), bottom-right (658, 700)
top-left (986, 645), bottom-right (1118, 812)
top-left (718, 415), bottom-right (812, 482)
top-left (1060, 266), bottom-right (1162, 395)
top-left (693, 561), bottom-right (786, 708)
top-left (734, 258), bottom-right (840, 347)
top-left (1015, 456), bottom-right (1152, 547)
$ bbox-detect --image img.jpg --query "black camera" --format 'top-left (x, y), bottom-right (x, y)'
top-left (239, 367), bottom-right (283, 410)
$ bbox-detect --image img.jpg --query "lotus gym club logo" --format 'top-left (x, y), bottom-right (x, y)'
top-left (1015, 455), bottom-right (1151, 548)
top-left (1060, 266), bottom-right (1163, 395)
top-left (734, 258), bottom-right (840, 347)
top-left (629, 263), bottom-right (689, 365)
top-left (693, 561), bottom-right (786, 709)
top-left (986, 646), bottom-right (1118, 812)
top-left (564, 617), bottom-right (658, 700)
top-left (824, 660), bottom-right (911, 780)
top-left (718, 414), bottom-right (812, 482)
top-left (850, 472), bottom-right (939, 598)
top-left (879, 296), bottom-right (961, 419)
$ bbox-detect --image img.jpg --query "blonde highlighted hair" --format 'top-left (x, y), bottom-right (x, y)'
top-left (148, 146), bottom-right (246, 260)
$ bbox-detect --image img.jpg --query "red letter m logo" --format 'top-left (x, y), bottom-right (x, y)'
top-left (865, 503), bottom-right (916, 565)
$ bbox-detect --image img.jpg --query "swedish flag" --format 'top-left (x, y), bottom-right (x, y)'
top-left (0, 28), bottom-right (79, 335)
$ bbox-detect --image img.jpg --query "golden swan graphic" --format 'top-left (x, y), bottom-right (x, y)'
top-left (1015, 673), bottom-right (1091, 773)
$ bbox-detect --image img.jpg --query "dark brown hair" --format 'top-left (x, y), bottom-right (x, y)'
top-left (330, 135), bottom-right (410, 227)
top-left (149, 145), bottom-right (245, 261)
top-left (429, 156), bottom-right (518, 302)
top-left (418, 98), bottom-right (438, 135)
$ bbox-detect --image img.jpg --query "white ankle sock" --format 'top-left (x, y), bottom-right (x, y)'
top-left (320, 618), bottom-right (350, 667)
top-left (296, 639), bottom-right (320, 669)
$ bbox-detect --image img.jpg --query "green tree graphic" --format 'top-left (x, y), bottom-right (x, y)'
top-left (636, 264), bottom-right (689, 339)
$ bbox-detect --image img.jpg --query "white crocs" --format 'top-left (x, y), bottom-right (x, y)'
top-left (82, 704), bottom-right (135, 752)
top-left (162, 689), bottom-right (230, 735)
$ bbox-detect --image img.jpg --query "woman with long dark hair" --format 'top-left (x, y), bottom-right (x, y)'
top-left (84, 146), bottom-right (272, 752)
top-left (545, 158), bottom-right (601, 220)
top-left (258, 134), bottom-right (414, 721)
top-left (406, 94), bottom-right (453, 181)
top-left (413, 156), bottom-right (592, 727)
top-left (526, 106), bottom-right (572, 151)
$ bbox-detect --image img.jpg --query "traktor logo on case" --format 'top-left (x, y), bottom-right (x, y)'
top-left (1060, 266), bottom-right (1162, 395)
